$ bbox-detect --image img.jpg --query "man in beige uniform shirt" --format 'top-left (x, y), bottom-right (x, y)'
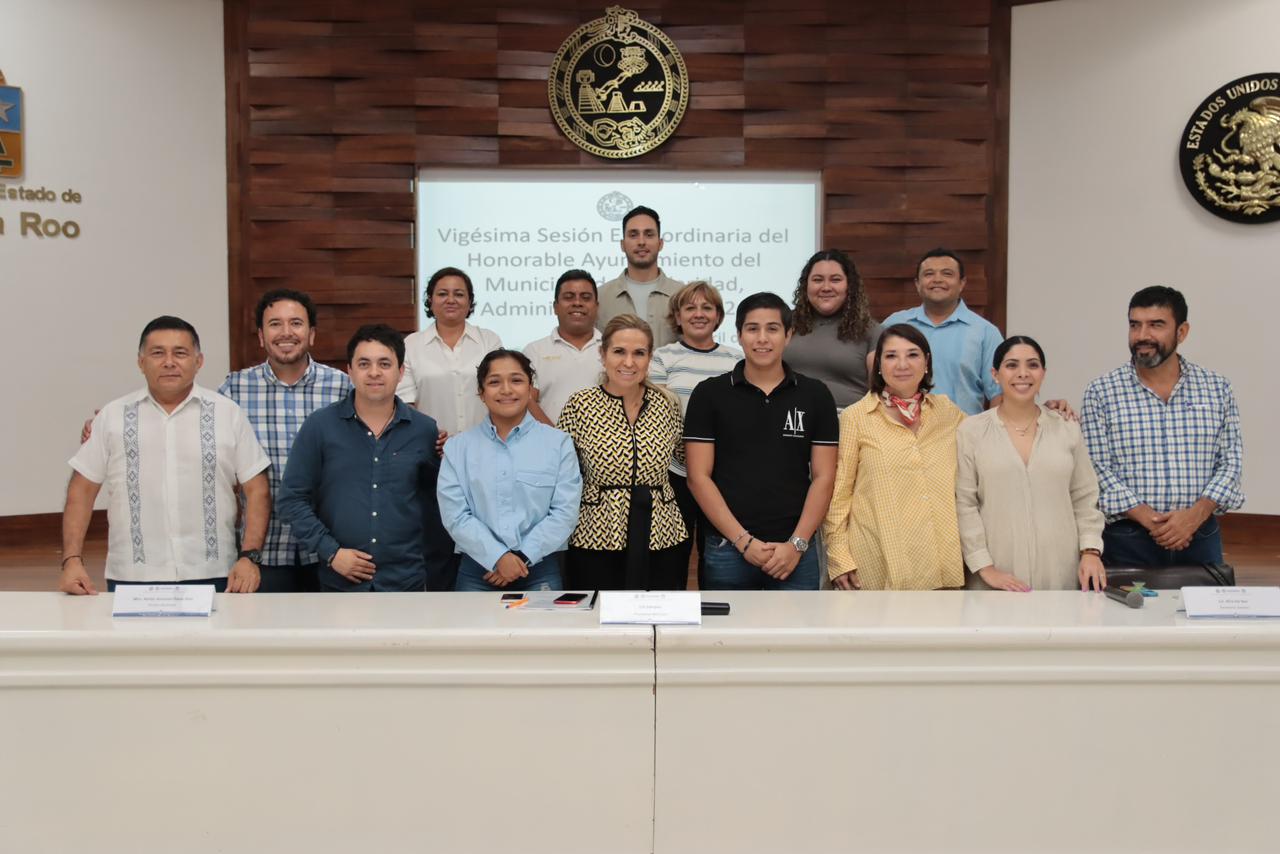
top-left (596, 205), bottom-right (683, 349)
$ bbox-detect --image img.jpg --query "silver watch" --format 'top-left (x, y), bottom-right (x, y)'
top-left (789, 536), bottom-right (809, 553)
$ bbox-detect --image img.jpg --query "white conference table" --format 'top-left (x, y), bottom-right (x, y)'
top-left (0, 592), bottom-right (655, 854)
top-left (655, 590), bottom-right (1280, 853)
top-left (3, 589), bottom-right (1279, 853)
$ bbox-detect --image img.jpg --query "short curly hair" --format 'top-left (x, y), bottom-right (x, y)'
top-left (665, 280), bottom-right (725, 334)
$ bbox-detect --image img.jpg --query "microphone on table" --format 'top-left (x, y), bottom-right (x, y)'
top-left (1105, 587), bottom-right (1144, 608)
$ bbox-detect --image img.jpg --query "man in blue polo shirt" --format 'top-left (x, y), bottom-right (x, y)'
top-left (883, 248), bottom-right (1003, 415)
top-left (277, 325), bottom-right (451, 592)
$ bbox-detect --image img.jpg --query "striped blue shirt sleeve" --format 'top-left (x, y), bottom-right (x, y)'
top-left (1080, 379), bottom-right (1142, 517)
top-left (649, 349), bottom-right (669, 385)
top-left (1202, 377), bottom-right (1245, 511)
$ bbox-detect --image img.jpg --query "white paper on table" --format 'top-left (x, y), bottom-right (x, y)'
top-left (598, 591), bottom-right (702, 625)
top-left (1181, 586), bottom-right (1280, 619)
top-left (112, 584), bottom-right (215, 618)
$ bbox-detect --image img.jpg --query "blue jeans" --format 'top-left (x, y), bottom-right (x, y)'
top-left (1101, 517), bottom-right (1223, 568)
top-left (701, 535), bottom-right (820, 591)
top-left (454, 553), bottom-right (563, 592)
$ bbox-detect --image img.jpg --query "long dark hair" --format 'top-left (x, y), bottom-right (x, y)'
top-left (992, 335), bottom-right (1046, 370)
top-left (791, 249), bottom-right (874, 341)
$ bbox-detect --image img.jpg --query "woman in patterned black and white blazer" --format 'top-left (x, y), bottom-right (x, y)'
top-left (557, 314), bottom-right (690, 590)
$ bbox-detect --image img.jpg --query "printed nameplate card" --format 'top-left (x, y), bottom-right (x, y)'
top-left (1182, 586), bottom-right (1280, 619)
top-left (112, 584), bottom-right (215, 618)
top-left (599, 591), bottom-right (701, 625)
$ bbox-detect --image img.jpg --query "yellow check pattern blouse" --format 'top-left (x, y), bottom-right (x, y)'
top-left (556, 386), bottom-right (688, 552)
top-left (823, 392), bottom-right (966, 589)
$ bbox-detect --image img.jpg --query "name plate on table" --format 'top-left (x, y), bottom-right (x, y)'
top-left (599, 591), bottom-right (702, 625)
top-left (1182, 586), bottom-right (1280, 619)
top-left (112, 585), bottom-right (215, 618)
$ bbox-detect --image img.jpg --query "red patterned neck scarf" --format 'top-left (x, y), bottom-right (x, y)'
top-left (881, 390), bottom-right (924, 425)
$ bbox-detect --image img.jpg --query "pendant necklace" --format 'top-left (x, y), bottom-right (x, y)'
top-left (1000, 410), bottom-right (1038, 436)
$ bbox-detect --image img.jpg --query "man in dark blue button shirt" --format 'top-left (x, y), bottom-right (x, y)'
top-left (277, 324), bottom-right (451, 591)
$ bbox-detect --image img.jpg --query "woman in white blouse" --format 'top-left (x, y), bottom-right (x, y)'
top-left (955, 335), bottom-right (1107, 592)
top-left (397, 267), bottom-right (503, 439)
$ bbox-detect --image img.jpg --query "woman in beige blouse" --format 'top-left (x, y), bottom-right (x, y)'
top-left (955, 336), bottom-right (1107, 591)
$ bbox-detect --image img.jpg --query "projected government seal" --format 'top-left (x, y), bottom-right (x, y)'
top-left (548, 6), bottom-right (689, 159)
top-left (1180, 72), bottom-right (1280, 224)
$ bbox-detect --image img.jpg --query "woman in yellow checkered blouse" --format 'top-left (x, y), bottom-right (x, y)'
top-left (823, 324), bottom-right (966, 590)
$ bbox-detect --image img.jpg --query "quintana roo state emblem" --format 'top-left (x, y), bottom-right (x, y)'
top-left (1180, 73), bottom-right (1280, 224)
top-left (0, 69), bottom-right (24, 179)
top-left (548, 6), bottom-right (690, 160)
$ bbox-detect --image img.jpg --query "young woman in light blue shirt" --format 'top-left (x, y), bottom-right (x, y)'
top-left (437, 349), bottom-right (583, 592)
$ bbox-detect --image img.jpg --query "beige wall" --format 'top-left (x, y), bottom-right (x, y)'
top-left (1009, 0), bottom-right (1280, 513)
top-left (0, 0), bottom-right (228, 515)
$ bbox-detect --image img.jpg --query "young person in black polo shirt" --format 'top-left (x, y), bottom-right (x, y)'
top-left (684, 292), bottom-right (839, 590)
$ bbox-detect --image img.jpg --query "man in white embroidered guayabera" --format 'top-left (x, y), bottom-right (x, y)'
top-left (59, 316), bottom-right (271, 595)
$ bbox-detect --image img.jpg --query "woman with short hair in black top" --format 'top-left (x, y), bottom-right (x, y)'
top-left (557, 314), bottom-right (691, 590)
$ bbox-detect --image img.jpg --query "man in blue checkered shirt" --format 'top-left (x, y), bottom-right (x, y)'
top-left (1081, 286), bottom-right (1244, 568)
top-left (219, 289), bottom-right (352, 591)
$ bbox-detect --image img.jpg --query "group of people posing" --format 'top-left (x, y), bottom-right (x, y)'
top-left (58, 205), bottom-right (1244, 596)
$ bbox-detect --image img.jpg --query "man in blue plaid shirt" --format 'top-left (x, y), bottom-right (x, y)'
top-left (1081, 286), bottom-right (1244, 568)
top-left (219, 289), bottom-right (351, 591)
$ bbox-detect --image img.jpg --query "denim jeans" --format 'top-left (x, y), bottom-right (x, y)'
top-left (454, 553), bottom-right (563, 592)
top-left (1101, 517), bottom-right (1223, 568)
top-left (701, 534), bottom-right (820, 590)
top-left (670, 473), bottom-right (708, 587)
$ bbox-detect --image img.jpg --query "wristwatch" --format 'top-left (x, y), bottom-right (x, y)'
top-left (789, 536), bottom-right (809, 554)
top-left (237, 549), bottom-right (262, 565)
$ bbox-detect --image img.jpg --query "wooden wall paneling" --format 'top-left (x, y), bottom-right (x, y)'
top-left (225, 0), bottom-right (253, 370)
top-left (225, 0), bottom-right (1012, 365)
top-left (989, 0), bottom-right (1012, 334)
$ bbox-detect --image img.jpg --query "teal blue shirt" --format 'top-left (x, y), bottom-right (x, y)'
top-left (883, 300), bottom-right (1002, 415)
top-left (276, 393), bottom-right (449, 591)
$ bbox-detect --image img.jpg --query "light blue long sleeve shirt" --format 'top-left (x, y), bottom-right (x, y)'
top-left (437, 412), bottom-right (582, 570)
top-left (883, 300), bottom-right (1003, 415)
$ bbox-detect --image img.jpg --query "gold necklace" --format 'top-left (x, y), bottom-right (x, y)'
top-left (999, 408), bottom-right (1038, 436)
